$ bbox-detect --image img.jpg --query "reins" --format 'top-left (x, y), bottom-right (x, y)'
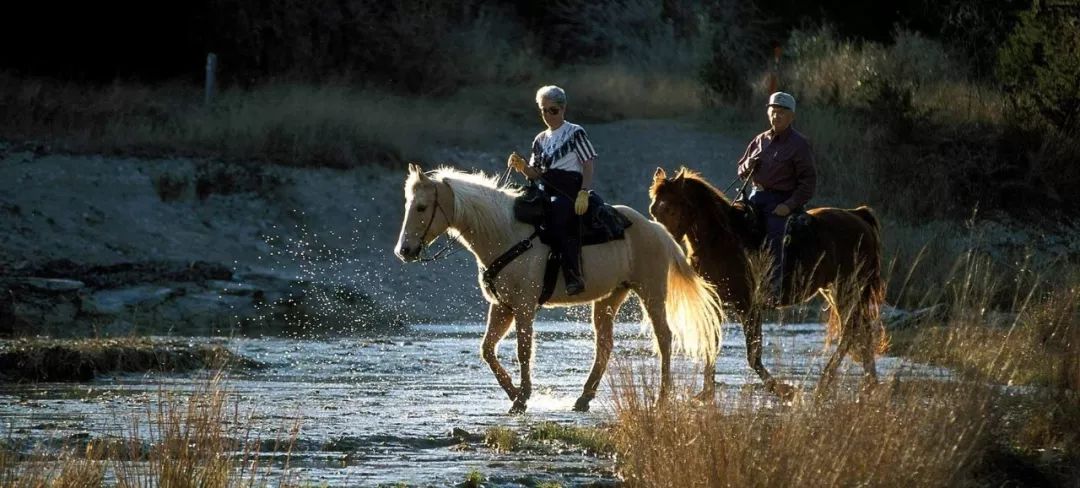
top-left (734, 162), bottom-right (759, 202)
top-left (418, 162), bottom-right (583, 263)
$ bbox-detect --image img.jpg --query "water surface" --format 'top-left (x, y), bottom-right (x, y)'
top-left (0, 321), bottom-right (948, 486)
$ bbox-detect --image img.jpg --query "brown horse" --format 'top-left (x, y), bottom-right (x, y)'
top-left (395, 164), bottom-right (724, 413)
top-left (648, 167), bottom-right (886, 397)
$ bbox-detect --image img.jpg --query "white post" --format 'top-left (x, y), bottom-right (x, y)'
top-left (204, 53), bottom-right (217, 106)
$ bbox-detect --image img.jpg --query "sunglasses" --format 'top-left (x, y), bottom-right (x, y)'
top-left (540, 106), bottom-right (562, 115)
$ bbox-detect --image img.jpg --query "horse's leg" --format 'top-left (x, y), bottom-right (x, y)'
top-left (641, 293), bottom-right (673, 402)
top-left (743, 308), bottom-right (795, 400)
top-left (575, 287), bottom-right (630, 412)
top-left (857, 309), bottom-right (879, 391)
top-left (481, 303), bottom-right (519, 403)
top-left (695, 334), bottom-right (718, 402)
top-left (817, 335), bottom-right (853, 398)
top-left (509, 308), bottom-right (537, 414)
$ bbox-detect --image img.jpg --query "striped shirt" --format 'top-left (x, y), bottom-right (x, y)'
top-left (528, 122), bottom-right (598, 174)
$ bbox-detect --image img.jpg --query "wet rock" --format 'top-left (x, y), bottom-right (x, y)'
top-left (449, 427), bottom-right (486, 444)
top-left (0, 277), bottom-right (85, 335)
top-left (207, 279), bottom-right (261, 296)
top-left (83, 286), bottom-right (176, 315)
top-left (883, 304), bottom-right (947, 331)
top-left (19, 278), bottom-right (84, 292)
top-left (21, 259), bottom-right (232, 288)
top-left (450, 427), bottom-right (471, 442)
top-left (1, 259), bottom-right (402, 336)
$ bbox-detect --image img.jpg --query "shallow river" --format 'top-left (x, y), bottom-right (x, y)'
top-left (0, 321), bottom-right (947, 486)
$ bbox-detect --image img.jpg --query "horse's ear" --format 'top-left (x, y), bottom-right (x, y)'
top-left (654, 167), bottom-right (667, 181)
top-left (408, 163), bottom-right (429, 180)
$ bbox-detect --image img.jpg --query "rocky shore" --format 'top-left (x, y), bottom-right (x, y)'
top-left (0, 120), bottom-right (745, 336)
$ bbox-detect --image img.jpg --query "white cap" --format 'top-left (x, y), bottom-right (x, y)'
top-left (768, 92), bottom-right (796, 112)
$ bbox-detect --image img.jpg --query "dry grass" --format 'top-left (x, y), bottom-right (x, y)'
top-left (528, 421), bottom-right (614, 456)
top-left (0, 444), bottom-right (106, 487)
top-left (483, 426), bottom-right (518, 453)
top-left (610, 249), bottom-right (1080, 487)
top-left (0, 373), bottom-right (299, 487)
top-left (0, 65), bottom-right (708, 169)
top-left (554, 64), bottom-right (707, 121)
top-left (113, 374), bottom-right (299, 487)
top-left (0, 75), bottom-right (507, 168)
top-left (891, 256), bottom-right (1079, 390)
top-left (611, 374), bottom-right (991, 487)
top-left (481, 422), bottom-right (614, 457)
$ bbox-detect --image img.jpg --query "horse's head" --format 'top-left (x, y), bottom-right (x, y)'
top-left (649, 167), bottom-right (695, 240)
top-left (651, 166), bottom-right (741, 244)
top-left (395, 163), bottom-right (453, 262)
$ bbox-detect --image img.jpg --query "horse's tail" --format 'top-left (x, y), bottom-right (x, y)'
top-left (821, 206), bottom-right (888, 360)
top-left (852, 205), bottom-right (880, 233)
top-left (657, 227), bottom-right (725, 364)
top-left (840, 205), bottom-right (888, 359)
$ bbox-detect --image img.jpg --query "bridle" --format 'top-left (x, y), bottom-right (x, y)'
top-left (654, 180), bottom-right (693, 240)
top-left (415, 177), bottom-right (463, 262)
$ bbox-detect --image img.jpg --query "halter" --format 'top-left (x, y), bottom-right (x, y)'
top-left (416, 177), bottom-right (463, 262)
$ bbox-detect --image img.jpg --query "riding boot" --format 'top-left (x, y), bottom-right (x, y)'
top-left (562, 237), bottom-right (586, 296)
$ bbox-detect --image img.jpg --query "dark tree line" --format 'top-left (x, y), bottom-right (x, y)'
top-left (0, 0), bottom-right (1032, 87)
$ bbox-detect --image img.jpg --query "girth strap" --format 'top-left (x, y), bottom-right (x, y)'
top-left (482, 228), bottom-right (541, 302)
top-left (539, 252), bottom-right (561, 305)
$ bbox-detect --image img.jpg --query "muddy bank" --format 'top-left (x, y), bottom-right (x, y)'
top-left (0, 337), bottom-right (262, 382)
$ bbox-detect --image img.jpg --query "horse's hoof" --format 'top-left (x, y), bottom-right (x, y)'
top-left (573, 397), bottom-right (592, 412)
top-left (655, 389), bottom-right (672, 407)
top-left (508, 400), bottom-right (528, 415)
top-left (858, 379), bottom-right (878, 399)
top-left (771, 382), bottom-right (797, 402)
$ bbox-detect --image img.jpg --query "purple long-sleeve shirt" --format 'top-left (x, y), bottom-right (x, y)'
top-left (736, 127), bottom-right (817, 208)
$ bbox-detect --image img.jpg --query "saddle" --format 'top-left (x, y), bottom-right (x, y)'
top-left (731, 200), bottom-right (816, 278)
top-left (512, 184), bottom-right (633, 246)
top-left (499, 184), bottom-right (632, 305)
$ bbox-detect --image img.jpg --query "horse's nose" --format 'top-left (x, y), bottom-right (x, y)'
top-left (396, 244), bottom-right (416, 262)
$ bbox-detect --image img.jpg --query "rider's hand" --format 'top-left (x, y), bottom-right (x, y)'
top-left (574, 190), bottom-right (590, 215)
top-left (773, 203), bottom-right (791, 217)
top-left (507, 152), bottom-right (527, 173)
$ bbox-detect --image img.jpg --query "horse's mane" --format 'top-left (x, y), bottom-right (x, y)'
top-left (672, 167), bottom-right (737, 233)
top-left (424, 166), bottom-right (524, 240)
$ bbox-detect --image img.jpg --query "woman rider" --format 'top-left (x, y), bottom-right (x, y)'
top-left (507, 85), bottom-right (598, 296)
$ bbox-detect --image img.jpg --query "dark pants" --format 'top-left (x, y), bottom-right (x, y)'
top-left (539, 169), bottom-right (584, 287)
top-left (749, 189), bottom-right (794, 296)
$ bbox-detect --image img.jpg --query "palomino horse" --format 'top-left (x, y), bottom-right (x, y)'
top-left (649, 167), bottom-right (886, 397)
top-left (395, 164), bottom-right (723, 413)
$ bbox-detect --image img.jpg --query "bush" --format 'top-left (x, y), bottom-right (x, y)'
top-left (204, 0), bottom-right (535, 95)
top-left (997, 1), bottom-right (1080, 134)
top-left (784, 26), bottom-right (958, 109)
top-left (697, 0), bottom-right (769, 102)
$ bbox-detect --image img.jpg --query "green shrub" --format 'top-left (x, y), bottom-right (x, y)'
top-left (997, 0), bottom-right (1080, 134)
